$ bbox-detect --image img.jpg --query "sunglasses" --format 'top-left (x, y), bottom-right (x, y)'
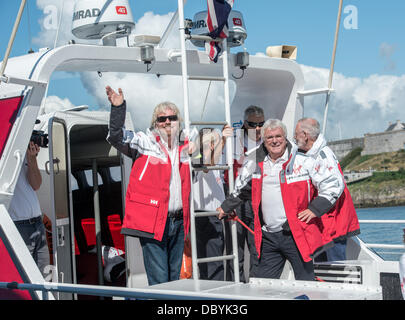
top-left (156, 115), bottom-right (178, 123)
top-left (246, 121), bottom-right (265, 128)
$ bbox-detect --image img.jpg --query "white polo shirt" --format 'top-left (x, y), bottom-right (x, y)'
top-left (193, 170), bottom-right (225, 211)
top-left (261, 149), bottom-right (289, 233)
top-left (160, 138), bottom-right (183, 212)
top-left (8, 158), bottom-right (42, 221)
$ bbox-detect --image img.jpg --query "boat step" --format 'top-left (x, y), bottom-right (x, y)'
top-left (197, 254), bottom-right (235, 264)
top-left (314, 264), bottom-right (362, 284)
top-left (193, 211), bottom-right (219, 218)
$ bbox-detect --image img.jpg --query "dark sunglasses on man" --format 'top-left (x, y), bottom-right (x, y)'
top-left (246, 121), bottom-right (265, 128)
top-left (157, 115), bottom-right (178, 123)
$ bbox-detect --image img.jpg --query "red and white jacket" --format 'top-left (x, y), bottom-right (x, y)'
top-left (221, 135), bottom-right (360, 262)
top-left (107, 102), bottom-right (192, 241)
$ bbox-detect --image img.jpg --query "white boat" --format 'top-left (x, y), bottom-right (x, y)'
top-left (0, 0), bottom-right (403, 301)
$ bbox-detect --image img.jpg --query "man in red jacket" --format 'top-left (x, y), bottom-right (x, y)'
top-left (294, 118), bottom-right (360, 261)
top-left (217, 118), bottom-right (359, 280)
top-left (106, 86), bottom-right (192, 286)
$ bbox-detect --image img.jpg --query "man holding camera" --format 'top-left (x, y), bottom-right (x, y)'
top-left (8, 140), bottom-right (49, 277)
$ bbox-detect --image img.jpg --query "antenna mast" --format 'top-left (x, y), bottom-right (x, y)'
top-left (322, 0), bottom-right (344, 136)
top-left (0, 0), bottom-right (27, 84)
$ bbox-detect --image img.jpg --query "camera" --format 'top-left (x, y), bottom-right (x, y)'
top-left (30, 130), bottom-right (49, 148)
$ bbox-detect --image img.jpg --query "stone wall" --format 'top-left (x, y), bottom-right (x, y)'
top-left (328, 137), bottom-right (364, 161)
top-left (362, 130), bottom-right (405, 156)
top-left (343, 170), bottom-right (374, 184)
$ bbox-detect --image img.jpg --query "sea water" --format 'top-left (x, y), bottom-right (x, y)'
top-left (356, 206), bottom-right (405, 261)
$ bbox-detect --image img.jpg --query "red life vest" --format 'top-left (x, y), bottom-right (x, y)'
top-left (250, 154), bottom-right (359, 262)
top-left (121, 137), bottom-right (191, 241)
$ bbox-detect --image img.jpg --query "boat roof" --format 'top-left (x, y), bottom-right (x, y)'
top-left (1, 43), bottom-right (304, 129)
top-left (0, 44), bottom-right (304, 210)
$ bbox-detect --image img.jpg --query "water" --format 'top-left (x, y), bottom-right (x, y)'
top-left (356, 206), bottom-right (405, 261)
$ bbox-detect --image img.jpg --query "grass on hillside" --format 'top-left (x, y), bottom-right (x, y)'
top-left (341, 148), bottom-right (405, 172)
top-left (340, 147), bottom-right (362, 170)
top-left (347, 171), bottom-right (405, 198)
top-left (341, 149), bottom-right (405, 206)
top-left (363, 168), bottom-right (405, 183)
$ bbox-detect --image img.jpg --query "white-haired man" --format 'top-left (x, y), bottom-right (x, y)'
top-left (106, 86), bottom-right (193, 286)
top-left (217, 118), bottom-right (359, 280)
top-left (294, 118), bottom-right (360, 261)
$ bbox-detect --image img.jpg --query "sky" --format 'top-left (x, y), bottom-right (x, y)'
top-left (1, 0), bottom-right (405, 141)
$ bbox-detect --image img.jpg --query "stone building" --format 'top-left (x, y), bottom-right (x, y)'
top-left (328, 120), bottom-right (405, 159)
top-left (328, 137), bottom-right (364, 161)
top-left (361, 120), bottom-right (405, 156)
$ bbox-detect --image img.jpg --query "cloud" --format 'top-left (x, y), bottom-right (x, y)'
top-left (32, 2), bottom-right (405, 142)
top-left (33, 0), bottom-right (79, 48)
top-left (34, 2), bottom-right (225, 130)
top-left (42, 95), bottom-right (76, 113)
top-left (379, 42), bottom-right (397, 71)
top-left (301, 65), bottom-right (405, 140)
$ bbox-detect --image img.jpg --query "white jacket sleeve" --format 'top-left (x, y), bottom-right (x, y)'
top-left (307, 147), bottom-right (345, 217)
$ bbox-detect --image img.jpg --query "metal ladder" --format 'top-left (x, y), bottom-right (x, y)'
top-left (177, 0), bottom-right (240, 283)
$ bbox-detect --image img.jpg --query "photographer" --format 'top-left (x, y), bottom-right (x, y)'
top-left (8, 140), bottom-right (49, 277)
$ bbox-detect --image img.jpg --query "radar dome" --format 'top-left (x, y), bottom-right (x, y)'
top-left (190, 10), bottom-right (247, 48)
top-left (71, 0), bottom-right (135, 41)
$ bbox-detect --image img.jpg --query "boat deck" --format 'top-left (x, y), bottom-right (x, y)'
top-left (148, 278), bottom-right (382, 300)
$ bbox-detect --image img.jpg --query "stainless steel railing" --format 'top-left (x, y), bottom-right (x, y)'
top-left (358, 219), bottom-right (405, 254)
top-left (0, 281), bottom-right (226, 300)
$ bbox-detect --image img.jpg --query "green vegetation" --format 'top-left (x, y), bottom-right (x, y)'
top-left (341, 149), bottom-right (405, 172)
top-left (366, 168), bottom-right (405, 183)
top-left (341, 149), bottom-right (405, 208)
top-left (340, 147), bottom-right (362, 170)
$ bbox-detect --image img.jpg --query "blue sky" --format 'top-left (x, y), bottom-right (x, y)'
top-left (1, 1), bottom-right (405, 140)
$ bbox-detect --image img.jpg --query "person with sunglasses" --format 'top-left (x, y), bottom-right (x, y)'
top-left (105, 86), bottom-right (195, 286)
top-left (225, 105), bottom-right (264, 282)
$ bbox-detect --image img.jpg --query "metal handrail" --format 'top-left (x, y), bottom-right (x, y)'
top-left (364, 244), bottom-right (404, 250)
top-left (0, 281), bottom-right (226, 300)
top-left (359, 220), bottom-right (405, 224)
top-left (358, 219), bottom-right (405, 252)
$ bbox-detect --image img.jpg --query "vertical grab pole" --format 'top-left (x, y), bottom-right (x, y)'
top-left (92, 159), bottom-right (104, 291)
top-left (177, 0), bottom-right (200, 282)
top-left (222, 41), bottom-right (240, 283)
top-left (322, 0), bottom-right (343, 136)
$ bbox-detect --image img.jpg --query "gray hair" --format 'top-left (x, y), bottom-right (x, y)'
top-left (297, 118), bottom-right (320, 140)
top-left (244, 105), bottom-right (264, 121)
top-left (150, 101), bottom-right (182, 128)
top-left (261, 119), bottom-right (287, 138)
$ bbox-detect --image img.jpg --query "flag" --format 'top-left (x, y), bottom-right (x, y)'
top-left (206, 0), bottom-right (234, 63)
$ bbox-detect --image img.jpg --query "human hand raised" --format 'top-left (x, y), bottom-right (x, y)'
top-left (222, 124), bottom-right (233, 139)
top-left (106, 86), bottom-right (124, 107)
top-left (27, 141), bottom-right (40, 162)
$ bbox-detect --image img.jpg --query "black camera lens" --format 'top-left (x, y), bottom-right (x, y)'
top-left (30, 130), bottom-right (49, 148)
